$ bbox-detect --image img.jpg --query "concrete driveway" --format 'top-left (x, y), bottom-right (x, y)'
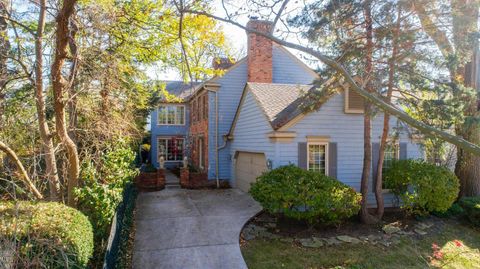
top-left (133, 189), bottom-right (261, 269)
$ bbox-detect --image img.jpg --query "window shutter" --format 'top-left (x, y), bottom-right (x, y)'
top-left (399, 143), bottom-right (407, 160)
top-left (298, 142), bottom-right (307, 169)
top-left (372, 142), bottom-right (380, 189)
top-left (328, 142), bottom-right (337, 178)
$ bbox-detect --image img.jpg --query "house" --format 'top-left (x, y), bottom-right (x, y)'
top-left (150, 19), bottom-right (424, 206)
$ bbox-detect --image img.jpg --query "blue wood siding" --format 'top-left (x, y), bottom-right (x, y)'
top-left (230, 90), bottom-right (424, 207)
top-left (229, 91), bottom-right (275, 187)
top-left (209, 47), bottom-right (319, 180)
top-left (272, 45), bottom-right (317, 85)
top-left (150, 104), bottom-right (189, 168)
top-left (207, 61), bottom-right (248, 179)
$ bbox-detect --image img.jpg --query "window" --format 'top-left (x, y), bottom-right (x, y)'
top-left (307, 143), bottom-right (328, 175)
top-left (383, 144), bottom-right (399, 174)
top-left (344, 88), bottom-right (365, 113)
top-left (158, 137), bottom-right (184, 161)
top-left (203, 95), bottom-right (208, 119)
top-left (157, 105), bottom-right (185, 125)
top-left (198, 137), bottom-right (204, 169)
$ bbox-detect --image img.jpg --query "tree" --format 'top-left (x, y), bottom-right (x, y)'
top-left (51, 0), bottom-right (79, 206)
top-left (0, 0), bottom-right (8, 126)
top-left (412, 0), bottom-right (480, 196)
top-left (34, 0), bottom-right (61, 201)
top-left (0, 140), bottom-right (42, 199)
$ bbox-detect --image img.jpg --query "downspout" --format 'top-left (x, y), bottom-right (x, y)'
top-left (215, 90), bottom-right (220, 188)
top-left (206, 86), bottom-right (221, 188)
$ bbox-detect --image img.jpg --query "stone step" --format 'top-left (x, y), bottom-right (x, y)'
top-left (165, 184), bottom-right (181, 189)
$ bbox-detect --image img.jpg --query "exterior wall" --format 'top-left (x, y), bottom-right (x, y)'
top-left (189, 92), bottom-right (209, 172)
top-left (150, 103), bottom-right (189, 168)
top-left (210, 47), bottom-right (318, 180)
top-left (229, 91), bottom-right (275, 188)
top-left (208, 61), bottom-right (248, 180)
top-left (230, 90), bottom-right (424, 207)
top-left (272, 45), bottom-right (317, 85)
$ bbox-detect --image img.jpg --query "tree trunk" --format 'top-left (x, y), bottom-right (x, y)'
top-left (51, 0), bottom-right (79, 207)
top-left (452, 0), bottom-right (480, 197)
top-left (35, 0), bottom-right (61, 201)
top-left (415, 0), bottom-right (480, 196)
top-left (0, 140), bottom-right (43, 199)
top-left (0, 0), bottom-right (9, 126)
top-left (360, 0), bottom-right (376, 224)
top-left (455, 49), bottom-right (480, 197)
top-left (375, 4), bottom-right (402, 218)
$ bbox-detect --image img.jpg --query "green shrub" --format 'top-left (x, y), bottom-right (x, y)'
top-left (75, 142), bottom-right (139, 265)
top-left (433, 203), bottom-right (465, 218)
top-left (384, 159), bottom-right (459, 216)
top-left (0, 201), bottom-right (93, 268)
top-left (249, 165), bottom-right (361, 225)
top-left (458, 196), bottom-right (480, 226)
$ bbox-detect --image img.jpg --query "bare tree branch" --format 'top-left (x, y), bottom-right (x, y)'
top-left (181, 8), bottom-right (480, 156)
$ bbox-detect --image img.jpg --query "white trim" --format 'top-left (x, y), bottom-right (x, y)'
top-left (157, 104), bottom-right (186, 126)
top-left (157, 136), bottom-right (185, 162)
top-left (307, 142), bottom-right (329, 176)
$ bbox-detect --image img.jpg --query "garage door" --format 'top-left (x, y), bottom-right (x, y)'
top-left (235, 152), bottom-right (267, 192)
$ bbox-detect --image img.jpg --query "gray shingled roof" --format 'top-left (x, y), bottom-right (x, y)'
top-left (247, 82), bottom-right (316, 129)
top-left (163, 80), bottom-right (202, 100)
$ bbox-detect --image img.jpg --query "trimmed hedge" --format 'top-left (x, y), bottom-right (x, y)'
top-left (0, 201), bottom-right (94, 268)
top-left (459, 196), bottom-right (480, 226)
top-left (384, 159), bottom-right (459, 216)
top-left (250, 165), bottom-right (361, 225)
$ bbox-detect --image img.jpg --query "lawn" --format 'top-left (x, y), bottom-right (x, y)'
top-left (241, 220), bottom-right (480, 269)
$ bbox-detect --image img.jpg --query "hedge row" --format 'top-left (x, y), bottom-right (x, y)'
top-left (0, 201), bottom-right (94, 268)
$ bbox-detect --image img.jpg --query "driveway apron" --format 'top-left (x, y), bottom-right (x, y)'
top-left (133, 189), bottom-right (261, 269)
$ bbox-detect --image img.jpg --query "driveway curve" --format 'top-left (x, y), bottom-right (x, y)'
top-left (133, 189), bottom-right (261, 269)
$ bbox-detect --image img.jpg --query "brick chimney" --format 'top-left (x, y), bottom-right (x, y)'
top-left (246, 19), bottom-right (273, 83)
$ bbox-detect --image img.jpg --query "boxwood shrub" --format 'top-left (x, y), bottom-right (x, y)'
top-left (0, 201), bottom-right (94, 268)
top-left (459, 196), bottom-right (480, 226)
top-left (249, 165), bottom-right (361, 225)
top-left (384, 159), bottom-right (459, 216)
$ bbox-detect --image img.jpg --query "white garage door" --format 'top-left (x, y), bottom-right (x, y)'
top-left (235, 152), bottom-right (267, 192)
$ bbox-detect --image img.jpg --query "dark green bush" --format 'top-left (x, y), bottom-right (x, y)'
top-left (249, 165), bottom-right (361, 225)
top-left (384, 159), bottom-right (459, 216)
top-left (0, 201), bottom-right (93, 268)
top-left (75, 142), bottom-right (139, 266)
top-left (459, 196), bottom-right (480, 226)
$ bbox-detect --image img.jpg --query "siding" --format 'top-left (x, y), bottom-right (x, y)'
top-left (208, 61), bottom-right (249, 180)
top-left (229, 91), bottom-right (275, 187)
top-left (272, 45), bottom-right (317, 85)
top-left (230, 90), bottom-right (424, 207)
top-left (210, 46), bottom-right (318, 180)
top-left (150, 104), bottom-right (190, 168)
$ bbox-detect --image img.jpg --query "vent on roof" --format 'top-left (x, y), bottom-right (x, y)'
top-left (344, 87), bottom-right (365, 113)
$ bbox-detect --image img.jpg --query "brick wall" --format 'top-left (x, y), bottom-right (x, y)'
top-left (189, 92), bottom-right (209, 173)
top-left (246, 19), bottom-right (273, 83)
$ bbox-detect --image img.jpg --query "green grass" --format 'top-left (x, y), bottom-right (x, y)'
top-left (241, 222), bottom-right (480, 269)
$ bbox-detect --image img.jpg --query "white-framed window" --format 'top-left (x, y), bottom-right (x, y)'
top-left (158, 137), bottom-right (185, 161)
top-left (383, 143), bottom-right (399, 173)
top-left (157, 104), bottom-right (185, 125)
top-left (307, 142), bottom-right (329, 175)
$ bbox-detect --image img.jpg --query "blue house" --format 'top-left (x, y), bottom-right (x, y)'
top-left (150, 19), bottom-right (423, 206)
